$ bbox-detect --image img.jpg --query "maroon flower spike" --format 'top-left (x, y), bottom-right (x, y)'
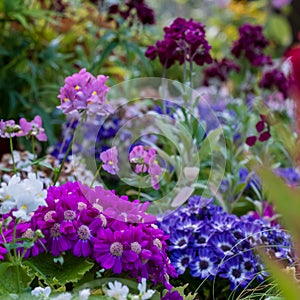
top-left (246, 114), bottom-right (271, 146)
top-left (246, 136), bottom-right (257, 147)
top-left (259, 131), bottom-right (271, 142)
top-left (255, 120), bottom-right (265, 133)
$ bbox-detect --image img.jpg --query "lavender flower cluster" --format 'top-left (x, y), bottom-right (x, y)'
top-left (0, 182), bottom-right (176, 288)
top-left (146, 17), bottom-right (212, 68)
top-left (159, 196), bottom-right (294, 290)
top-left (231, 23), bottom-right (272, 67)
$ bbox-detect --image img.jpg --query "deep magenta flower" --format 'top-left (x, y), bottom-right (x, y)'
top-left (145, 17), bottom-right (212, 69)
top-left (259, 68), bottom-right (290, 98)
top-left (94, 228), bottom-right (129, 274)
top-left (231, 24), bottom-right (272, 67)
top-left (161, 291), bottom-right (183, 300)
top-left (100, 146), bottom-right (119, 175)
top-left (109, 0), bottom-right (155, 25)
top-left (203, 58), bottom-right (240, 86)
top-left (246, 114), bottom-right (271, 147)
top-left (17, 115), bottom-right (47, 141)
top-left (57, 68), bottom-right (112, 116)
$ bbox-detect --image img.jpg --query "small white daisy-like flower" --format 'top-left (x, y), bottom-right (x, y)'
top-left (106, 281), bottom-right (129, 300)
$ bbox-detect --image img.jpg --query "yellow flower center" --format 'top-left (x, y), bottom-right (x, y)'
top-left (75, 85), bottom-right (80, 90)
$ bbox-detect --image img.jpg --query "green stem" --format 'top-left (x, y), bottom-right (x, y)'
top-left (9, 136), bottom-right (16, 173)
top-left (31, 136), bottom-right (38, 175)
top-left (53, 115), bottom-right (85, 185)
top-left (90, 164), bottom-right (102, 188)
top-left (53, 135), bottom-right (74, 185)
top-left (12, 218), bottom-right (21, 293)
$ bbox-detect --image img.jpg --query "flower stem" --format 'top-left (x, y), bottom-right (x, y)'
top-left (53, 115), bottom-right (85, 185)
top-left (9, 136), bottom-right (16, 173)
top-left (53, 135), bottom-right (74, 185)
top-left (90, 164), bottom-right (102, 188)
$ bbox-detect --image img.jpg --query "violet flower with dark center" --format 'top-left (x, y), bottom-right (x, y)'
top-left (231, 24), bottom-right (272, 67)
top-left (158, 195), bottom-right (294, 291)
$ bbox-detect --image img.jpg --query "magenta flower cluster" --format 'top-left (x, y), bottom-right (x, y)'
top-left (129, 145), bottom-right (163, 190)
top-left (57, 68), bottom-right (112, 116)
top-left (203, 58), bottom-right (240, 86)
top-left (0, 182), bottom-right (176, 288)
top-left (145, 17), bottom-right (212, 68)
top-left (231, 24), bottom-right (272, 67)
top-left (259, 68), bottom-right (290, 98)
top-left (0, 116), bottom-right (47, 141)
top-left (109, 0), bottom-right (155, 25)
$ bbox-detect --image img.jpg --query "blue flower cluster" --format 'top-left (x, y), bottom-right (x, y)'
top-left (159, 196), bottom-right (294, 291)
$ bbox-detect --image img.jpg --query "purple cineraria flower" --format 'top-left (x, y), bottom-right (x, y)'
top-left (170, 250), bottom-right (193, 275)
top-left (161, 291), bottom-right (183, 300)
top-left (100, 146), bottom-right (119, 175)
top-left (274, 167), bottom-right (300, 186)
top-left (17, 115), bottom-right (47, 141)
top-left (30, 182), bottom-right (177, 288)
top-left (158, 194), bottom-right (294, 291)
top-left (259, 68), bottom-right (290, 98)
top-left (219, 255), bottom-right (253, 290)
top-left (190, 247), bottom-right (218, 279)
top-left (231, 24), bottom-right (272, 67)
top-left (145, 17), bottom-right (212, 69)
top-left (57, 68), bottom-right (112, 116)
top-left (0, 119), bottom-right (20, 138)
top-left (93, 228), bottom-right (133, 274)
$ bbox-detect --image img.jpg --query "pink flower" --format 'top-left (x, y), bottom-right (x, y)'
top-left (57, 68), bottom-right (112, 116)
top-left (17, 115), bottom-right (47, 141)
top-left (100, 147), bottom-right (119, 175)
top-left (129, 146), bottom-right (162, 190)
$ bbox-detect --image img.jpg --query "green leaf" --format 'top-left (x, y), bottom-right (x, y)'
top-left (265, 14), bottom-right (292, 46)
top-left (24, 253), bottom-right (94, 288)
top-left (198, 127), bottom-right (224, 161)
top-left (0, 262), bottom-right (33, 295)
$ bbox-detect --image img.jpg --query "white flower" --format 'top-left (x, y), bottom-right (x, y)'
top-left (138, 278), bottom-right (155, 300)
top-left (0, 175), bottom-right (21, 214)
top-left (0, 173), bottom-right (47, 219)
top-left (106, 281), bottom-right (129, 300)
top-left (78, 288), bottom-right (90, 300)
top-left (31, 286), bottom-right (51, 298)
top-left (51, 292), bottom-right (72, 300)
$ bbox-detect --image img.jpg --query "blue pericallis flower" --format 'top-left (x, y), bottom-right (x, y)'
top-left (159, 195), bottom-right (295, 291)
top-left (190, 247), bottom-right (219, 279)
